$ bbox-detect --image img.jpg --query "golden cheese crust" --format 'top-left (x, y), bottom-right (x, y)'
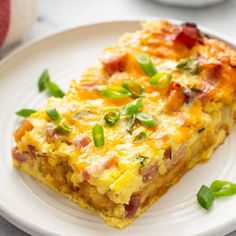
top-left (12, 20), bottom-right (236, 228)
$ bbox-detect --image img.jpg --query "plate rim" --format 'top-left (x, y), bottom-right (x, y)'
top-left (0, 18), bottom-right (236, 236)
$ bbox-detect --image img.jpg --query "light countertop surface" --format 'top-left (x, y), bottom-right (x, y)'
top-left (1, 0), bottom-right (236, 235)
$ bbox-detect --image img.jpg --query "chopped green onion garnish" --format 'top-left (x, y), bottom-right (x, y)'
top-left (46, 108), bottom-right (61, 121)
top-left (97, 85), bottom-right (131, 99)
top-left (136, 112), bottom-right (157, 127)
top-left (176, 57), bottom-right (200, 75)
top-left (210, 180), bottom-right (236, 197)
top-left (47, 82), bottom-right (65, 98)
top-left (38, 69), bottom-right (50, 92)
top-left (16, 109), bottom-right (36, 117)
top-left (137, 155), bottom-right (148, 165)
top-left (54, 121), bottom-right (72, 135)
top-left (123, 98), bottom-right (143, 116)
top-left (122, 81), bottom-right (145, 97)
top-left (197, 180), bottom-right (236, 210)
top-left (133, 132), bottom-right (147, 143)
top-left (92, 124), bottom-right (105, 147)
top-left (150, 72), bottom-right (172, 89)
top-left (197, 185), bottom-right (214, 210)
top-left (104, 109), bottom-right (120, 127)
top-left (126, 115), bottom-right (136, 134)
top-left (136, 53), bottom-right (157, 77)
top-left (38, 69), bottom-right (65, 98)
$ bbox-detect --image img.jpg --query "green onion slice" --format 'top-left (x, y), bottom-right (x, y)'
top-left (176, 57), bottom-right (200, 75)
top-left (38, 69), bottom-right (50, 92)
top-left (136, 112), bottom-right (157, 127)
top-left (150, 72), bottom-right (172, 89)
top-left (137, 155), bottom-right (148, 165)
top-left (122, 81), bottom-right (145, 97)
top-left (133, 132), bottom-right (147, 143)
top-left (210, 180), bottom-right (236, 197)
top-left (136, 53), bottom-right (157, 77)
top-left (97, 85), bottom-right (131, 99)
top-left (197, 185), bottom-right (214, 210)
top-left (123, 98), bottom-right (143, 116)
top-left (54, 121), bottom-right (72, 135)
top-left (92, 124), bottom-right (105, 147)
top-left (126, 115), bottom-right (136, 134)
top-left (16, 109), bottom-right (36, 117)
top-left (104, 109), bottom-right (120, 127)
top-left (46, 108), bottom-right (61, 121)
top-left (38, 69), bottom-right (65, 98)
top-left (47, 82), bottom-right (65, 98)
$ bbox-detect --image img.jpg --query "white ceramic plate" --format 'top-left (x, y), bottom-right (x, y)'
top-left (0, 19), bottom-right (236, 236)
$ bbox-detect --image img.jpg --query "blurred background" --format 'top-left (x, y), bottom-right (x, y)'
top-left (0, 0), bottom-right (236, 235)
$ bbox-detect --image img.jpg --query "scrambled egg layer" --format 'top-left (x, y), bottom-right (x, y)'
top-left (13, 20), bottom-right (236, 227)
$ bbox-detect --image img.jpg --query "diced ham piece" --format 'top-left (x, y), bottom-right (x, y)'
top-left (46, 123), bottom-right (58, 141)
top-left (27, 144), bottom-right (35, 157)
top-left (165, 144), bottom-right (187, 170)
top-left (173, 23), bottom-right (203, 49)
top-left (166, 82), bottom-right (187, 112)
top-left (12, 147), bottom-right (30, 163)
top-left (163, 147), bottom-right (172, 160)
top-left (101, 52), bottom-right (127, 75)
top-left (125, 194), bottom-right (141, 218)
top-left (142, 164), bottom-right (158, 183)
top-left (82, 169), bottom-right (90, 181)
top-left (73, 136), bottom-right (91, 149)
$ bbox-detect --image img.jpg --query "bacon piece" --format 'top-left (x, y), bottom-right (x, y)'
top-left (166, 82), bottom-right (187, 112)
top-left (142, 164), bottom-right (158, 183)
top-left (12, 147), bottom-right (30, 163)
top-left (14, 119), bottom-right (33, 142)
top-left (125, 194), bottom-right (141, 218)
top-left (73, 136), bottom-right (91, 149)
top-left (101, 52), bottom-right (127, 75)
top-left (198, 64), bottom-right (220, 103)
top-left (173, 22), bottom-right (203, 49)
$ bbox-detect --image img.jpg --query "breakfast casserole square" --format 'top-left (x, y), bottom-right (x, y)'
top-left (12, 20), bottom-right (236, 228)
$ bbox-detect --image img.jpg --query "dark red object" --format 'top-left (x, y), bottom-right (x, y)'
top-left (125, 194), bottom-right (141, 218)
top-left (173, 22), bottom-right (203, 49)
top-left (0, 0), bottom-right (10, 47)
top-left (142, 164), bottom-right (158, 182)
top-left (12, 147), bottom-right (30, 163)
top-left (163, 147), bottom-right (172, 160)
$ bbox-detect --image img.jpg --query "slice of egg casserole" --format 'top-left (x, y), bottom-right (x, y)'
top-left (12, 20), bottom-right (236, 228)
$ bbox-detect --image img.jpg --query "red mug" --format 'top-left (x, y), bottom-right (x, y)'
top-left (0, 0), bottom-right (37, 48)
